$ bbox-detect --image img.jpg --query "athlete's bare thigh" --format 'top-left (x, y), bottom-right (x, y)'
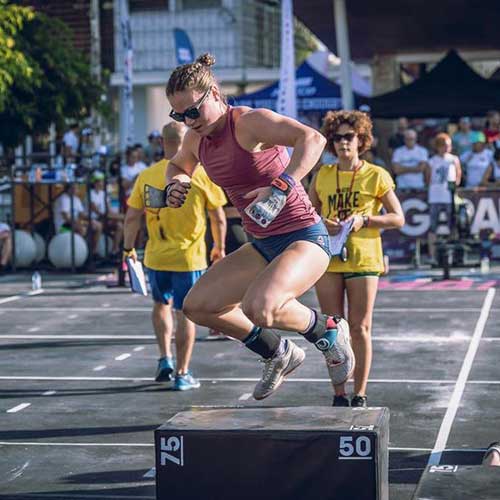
top-left (184, 243), bottom-right (268, 313)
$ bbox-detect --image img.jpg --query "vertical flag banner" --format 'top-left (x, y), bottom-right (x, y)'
top-left (277, 0), bottom-right (297, 120)
top-left (173, 28), bottom-right (195, 65)
top-left (120, 0), bottom-right (134, 147)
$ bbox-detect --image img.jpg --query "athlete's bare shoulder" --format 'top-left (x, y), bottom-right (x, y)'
top-left (183, 128), bottom-right (202, 160)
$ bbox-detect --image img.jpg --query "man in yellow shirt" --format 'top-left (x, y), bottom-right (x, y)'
top-left (123, 122), bottom-right (227, 390)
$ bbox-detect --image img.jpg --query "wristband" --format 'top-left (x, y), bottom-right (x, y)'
top-left (123, 247), bottom-right (133, 253)
top-left (279, 172), bottom-right (296, 187)
top-left (362, 215), bottom-right (370, 228)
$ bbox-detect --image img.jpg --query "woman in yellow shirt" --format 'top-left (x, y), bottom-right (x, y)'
top-left (309, 110), bottom-right (405, 407)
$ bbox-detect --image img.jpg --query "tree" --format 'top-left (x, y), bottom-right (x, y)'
top-left (0, 1), bottom-right (36, 112)
top-left (0, 7), bottom-right (107, 149)
top-left (294, 19), bottom-right (320, 65)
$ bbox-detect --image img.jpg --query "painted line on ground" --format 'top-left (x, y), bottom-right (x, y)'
top-left (428, 288), bottom-right (496, 467)
top-left (0, 295), bottom-right (21, 305)
top-left (5, 375), bottom-right (500, 385)
top-left (143, 467), bottom-right (156, 478)
top-left (42, 390), bottom-right (56, 396)
top-left (2, 334), bottom-right (496, 342)
top-left (68, 314), bottom-right (78, 319)
top-left (0, 441), bottom-right (486, 455)
top-left (93, 365), bottom-right (107, 372)
top-left (0, 495), bottom-right (155, 500)
top-left (0, 288), bottom-right (45, 306)
top-left (133, 346), bottom-right (145, 352)
top-left (0, 307), bottom-right (152, 312)
top-left (285, 335), bottom-right (472, 343)
top-left (27, 327), bottom-right (40, 332)
top-left (6, 403), bottom-right (31, 413)
top-left (0, 335), bottom-right (155, 340)
top-left (0, 306), bottom-right (494, 313)
top-left (0, 375), bottom-right (461, 383)
top-left (115, 353), bottom-right (131, 361)
top-left (0, 441), bottom-right (154, 447)
top-left (238, 393), bottom-right (252, 401)
top-left (0, 494), bottom-right (155, 500)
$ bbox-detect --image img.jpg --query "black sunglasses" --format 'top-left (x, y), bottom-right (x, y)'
top-left (333, 132), bottom-right (356, 143)
top-left (169, 88), bottom-right (211, 123)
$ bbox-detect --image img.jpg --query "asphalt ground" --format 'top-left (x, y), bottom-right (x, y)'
top-left (0, 271), bottom-right (498, 499)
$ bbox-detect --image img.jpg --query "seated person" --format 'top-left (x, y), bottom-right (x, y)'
top-left (120, 147), bottom-right (142, 197)
top-left (89, 171), bottom-right (124, 256)
top-left (0, 222), bottom-right (12, 273)
top-left (53, 184), bottom-right (102, 255)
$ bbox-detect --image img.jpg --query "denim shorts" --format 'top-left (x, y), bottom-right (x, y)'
top-left (147, 269), bottom-right (205, 309)
top-left (429, 203), bottom-right (452, 232)
top-left (251, 220), bottom-right (331, 262)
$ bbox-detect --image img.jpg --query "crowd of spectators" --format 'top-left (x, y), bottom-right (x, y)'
top-left (2, 111), bottom-right (500, 272)
top-left (383, 111), bottom-right (500, 190)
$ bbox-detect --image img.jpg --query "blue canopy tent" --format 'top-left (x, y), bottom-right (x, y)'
top-left (232, 61), bottom-right (360, 113)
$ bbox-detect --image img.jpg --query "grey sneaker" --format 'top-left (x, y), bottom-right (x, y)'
top-left (253, 340), bottom-right (305, 400)
top-left (319, 317), bottom-right (355, 386)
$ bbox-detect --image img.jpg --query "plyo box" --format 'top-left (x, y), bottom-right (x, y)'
top-left (155, 406), bottom-right (389, 500)
top-left (412, 464), bottom-right (500, 500)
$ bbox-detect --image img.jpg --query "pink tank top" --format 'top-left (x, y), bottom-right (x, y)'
top-left (198, 107), bottom-right (319, 237)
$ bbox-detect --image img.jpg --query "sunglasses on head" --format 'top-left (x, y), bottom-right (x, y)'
top-left (169, 88), bottom-right (211, 123)
top-left (333, 132), bottom-right (356, 143)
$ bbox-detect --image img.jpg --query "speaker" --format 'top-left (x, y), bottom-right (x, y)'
top-left (155, 406), bottom-right (389, 500)
top-left (412, 464), bottom-right (500, 499)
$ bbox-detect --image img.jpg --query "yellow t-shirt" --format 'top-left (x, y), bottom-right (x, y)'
top-left (315, 161), bottom-right (395, 273)
top-left (128, 159), bottom-right (227, 271)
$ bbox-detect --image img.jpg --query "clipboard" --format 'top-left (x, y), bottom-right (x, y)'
top-left (144, 184), bottom-right (167, 208)
top-left (328, 219), bottom-right (354, 260)
top-left (126, 257), bottom-right (148, 296)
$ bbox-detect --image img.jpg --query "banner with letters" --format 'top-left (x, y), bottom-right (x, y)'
top-left (382, 189), bottom-right (500, 262)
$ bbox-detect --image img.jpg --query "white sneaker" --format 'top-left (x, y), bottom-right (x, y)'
top-left (253, 340), bottom-right (305, 400)
top-left (319, 317), bottom-right (355, 386)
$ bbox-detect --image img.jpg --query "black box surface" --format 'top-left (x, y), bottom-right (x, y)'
top-left (412, 464), bottom-right (500, 499)
top-left (155, 406), bottom-right (389, 500)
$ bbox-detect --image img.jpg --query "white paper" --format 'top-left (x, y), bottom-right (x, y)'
top-left (126, 258), bottom-right (148, 296)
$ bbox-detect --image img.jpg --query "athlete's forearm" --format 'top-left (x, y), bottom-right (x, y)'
top-left (166, 161), bottom-right (193, 184)
top-left (284, 130), bottom-right (326, 182)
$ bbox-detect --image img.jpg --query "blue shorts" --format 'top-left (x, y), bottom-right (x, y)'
top-left (429, 203), bottom-right (452, 232)
top-left (251, 220), bottom-right (331, 262)
top-left (147, 269), bottom-right (205, 309)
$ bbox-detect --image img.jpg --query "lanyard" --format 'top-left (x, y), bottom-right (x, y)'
top-left (145, 208), bottom-right (166, 240)
top-left (334, 162), bottom-right (363, 220)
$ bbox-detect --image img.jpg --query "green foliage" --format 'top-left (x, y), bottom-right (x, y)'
top-left (0, 0), bottom-right (36, 110)
top-left (294, 19), bottom-right (320, 65)
top-left (0, 8), bottom-right (107, 148)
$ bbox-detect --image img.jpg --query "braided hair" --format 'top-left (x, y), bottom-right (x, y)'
top-left (166, 53), bottom-right (218, 96)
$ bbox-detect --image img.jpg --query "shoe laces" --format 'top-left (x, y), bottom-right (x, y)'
top-left (260, 358), bottom-right (278, 386)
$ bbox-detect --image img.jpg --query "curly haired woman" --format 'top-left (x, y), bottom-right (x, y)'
top-left (309, 110), bottom-right (405, 407)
